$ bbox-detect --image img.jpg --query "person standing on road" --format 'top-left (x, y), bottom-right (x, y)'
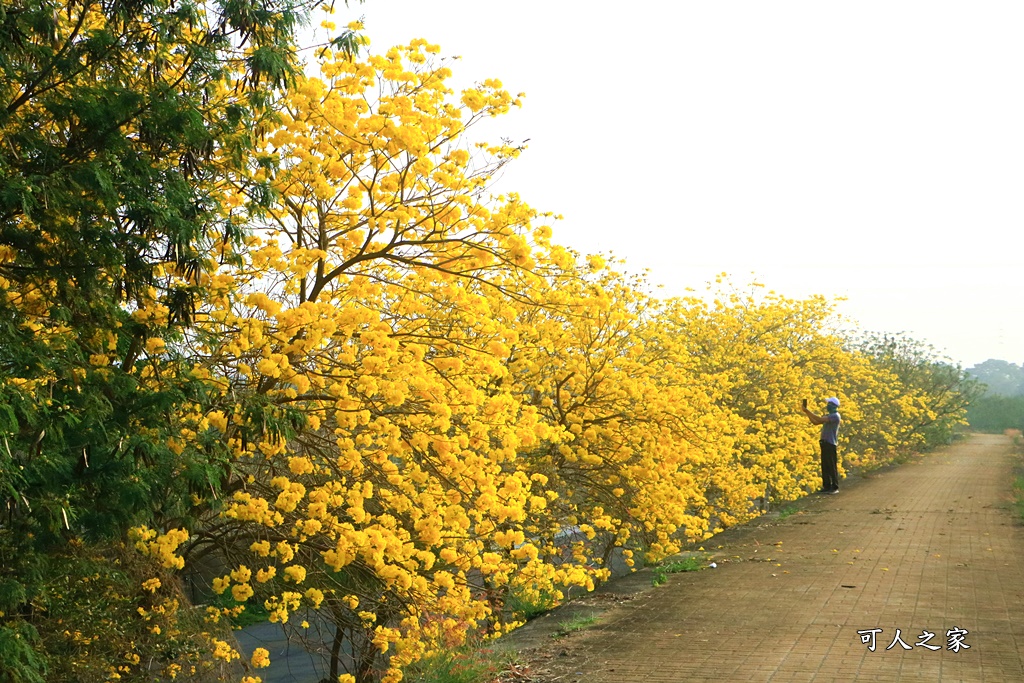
top-left (802, 397), bottom-right (842, 494)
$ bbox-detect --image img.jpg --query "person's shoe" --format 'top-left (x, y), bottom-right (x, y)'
top-left (816, 488), bottom-right (830, 494)
top-left (826, 488), bottom-right (839, 494)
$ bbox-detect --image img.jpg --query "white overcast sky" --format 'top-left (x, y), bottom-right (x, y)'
top-left (312, 1), bottom-right (1024, 369)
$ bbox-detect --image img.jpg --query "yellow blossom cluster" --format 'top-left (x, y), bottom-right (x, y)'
top-left (210, 638), bottom-right (239, 662)
top-left (128, 527), bottom-right (188, 570)
top-left (250, 647), bottom-right (271, 668)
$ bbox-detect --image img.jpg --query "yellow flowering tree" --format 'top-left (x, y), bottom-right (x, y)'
top-left (173, 40), bottom-right (563, 683)
top-left (837, 333), bottom-right (980, 465)
top-left (496, 259), bottom-right (730, 581)
top-left (658, 284), bottom-right (850, 523)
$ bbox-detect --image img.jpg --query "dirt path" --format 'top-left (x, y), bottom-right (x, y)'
top-left (500, 434), bottom-right (1024, 683)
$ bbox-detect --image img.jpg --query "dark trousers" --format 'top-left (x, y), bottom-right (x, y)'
top-left (820, 440), bottom-right (839, 491)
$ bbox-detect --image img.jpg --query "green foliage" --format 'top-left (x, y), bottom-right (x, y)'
top-left (966, 395), bottom-right (1024, 434)
top-left (503, 585), bottom-right (559, 621)
top-left (0, 622), bottom-right (46, 683)
top-left (403, 643), bottom-right (513, 683)
top-left (651, 555), bottom-right (705, 586)
top-left (848, 333), bottom-right (983, 451)
top-left (553, 615), bottom-right (598, 638)
top-left (322, 24), bottom-right (370, 60)
top-left (0, 541), bottom-right (234, 683)
top-left (207, 584), bottom-right (271, 629)
top-left (777, 506), bottom-right (798, 520)
top-left (0, 0), bottom-right (333, 677)
top-left (1011, 436), bottom-right (1024, 521)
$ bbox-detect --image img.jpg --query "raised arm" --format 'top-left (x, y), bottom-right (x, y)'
top-left (801, 404), bottom-right (828, 425)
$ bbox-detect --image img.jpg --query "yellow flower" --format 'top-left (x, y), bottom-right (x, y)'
top-left (210, 638), bottom-right (238, 662)
top-left (284, 565), bottom-right (306, 583)
top-left (250, 647), bottom-right (271, 668)
top-left (288, 456), bottom-right (314, 475)
top-left (211, 576), bottom-right (230, 595)
top-left (276, 541), bottom-right (295, 563)
top-left (232, 583), bottom-right (254, 602)
top-left (144, 337), bottom-right (166, 355)
top-left (231, 566), bottom-right (252, 583)
top-left (250, 540), bottom-right (272, 557)
top-left (304, 587), bottom-right (324, 608)
top-left (461, 89), bottom-right (486, 112)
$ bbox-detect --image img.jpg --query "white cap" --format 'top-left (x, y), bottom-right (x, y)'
top-left (826, 397), bottom-right (840, 407)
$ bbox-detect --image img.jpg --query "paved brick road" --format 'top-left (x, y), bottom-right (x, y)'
top-left (504, 434), bottom-right (1024, 683)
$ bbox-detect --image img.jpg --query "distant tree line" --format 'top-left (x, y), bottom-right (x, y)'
top-left (965, 360), bottom-right (1024, 433)
top-left (966, 360), bottom-right (1024, 396)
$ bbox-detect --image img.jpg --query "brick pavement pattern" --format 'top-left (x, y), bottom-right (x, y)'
top-left (531, 434), bottom-right (1024, 683)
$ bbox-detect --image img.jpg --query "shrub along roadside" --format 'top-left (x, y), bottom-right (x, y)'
top-left (1011, 433), bottom-right (1024, 522)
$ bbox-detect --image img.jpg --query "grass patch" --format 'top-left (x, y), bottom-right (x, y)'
top-left (504, 585), bottom-right (559, 620)
top-left (651, 555), bottom-right (705, 586)
top-left (404, 643), bottom-right (521, 683)
top-left (777, 506), bottom-right (799, 520)
top-left (1013, 477), bottom-right (1024, 521)
top-left (1013, 434), bottom-right (1024, 521)
top-left (552, 614), bottom-right (598, 638)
